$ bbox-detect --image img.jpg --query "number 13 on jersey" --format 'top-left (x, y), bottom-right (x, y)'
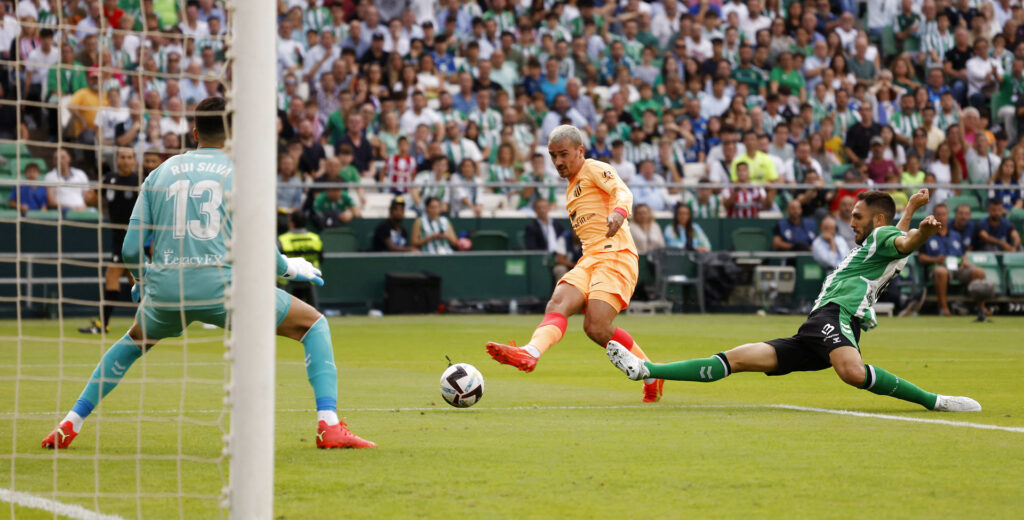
top-left (166, 179), bottom-right (224, 240)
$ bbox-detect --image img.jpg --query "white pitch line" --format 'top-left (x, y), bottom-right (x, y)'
top-left (766, 404), bottom-right (1024, 433)
top-left (0, 488), bottom-right (127, 520)
top-left (5, 403), bottom-right (1022, 433)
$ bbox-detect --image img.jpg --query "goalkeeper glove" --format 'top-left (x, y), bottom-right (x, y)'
top-left (282, 256), bottom-right (324, 286)
top-left (860, 307), bottom-right (878, 331)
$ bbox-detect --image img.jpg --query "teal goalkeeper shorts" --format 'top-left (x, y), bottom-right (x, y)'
top-left (135, 288), bottom-right (292, 340)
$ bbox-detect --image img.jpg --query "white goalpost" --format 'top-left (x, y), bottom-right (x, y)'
top-left (226, 0), bottom-right (277, 518)
top-left (0, 0), bottom-right (279, 517)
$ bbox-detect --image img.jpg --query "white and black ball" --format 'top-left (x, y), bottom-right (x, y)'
top-left (440, 363), bottom-right (485, 408)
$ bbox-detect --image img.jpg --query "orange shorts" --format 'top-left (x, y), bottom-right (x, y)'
top-left (558, 251), bottom-right (639, 312)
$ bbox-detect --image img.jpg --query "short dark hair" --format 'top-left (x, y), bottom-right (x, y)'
top-left (857, 191), bottom-right (897, 222)
top-left (289, 210), bottom-right (307, 229)
top-left (194, 96), bottom-right (228, 142)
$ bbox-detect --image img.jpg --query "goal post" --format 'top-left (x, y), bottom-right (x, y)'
top-left (227, 0), bottom-right (278, 518)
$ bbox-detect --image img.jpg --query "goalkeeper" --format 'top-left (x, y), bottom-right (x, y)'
top-left (43, 97), bottom-right (375, 450)
top-left (607, 190), bottom-right (981, 412)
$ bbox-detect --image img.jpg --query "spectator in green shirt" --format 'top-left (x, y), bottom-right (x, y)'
top-left (770, 52), bottom-right (806, 103)
top-left (313, 188), bottom-right (360, 227)
top-left (730, 45), bottom-right (767, 98)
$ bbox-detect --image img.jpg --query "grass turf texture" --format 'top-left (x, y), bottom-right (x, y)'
top-left (1, 314), bottom-right (1023, 519)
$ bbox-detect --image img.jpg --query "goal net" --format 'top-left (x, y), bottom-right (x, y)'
top-left (0, 1), bottom-right (275, 518)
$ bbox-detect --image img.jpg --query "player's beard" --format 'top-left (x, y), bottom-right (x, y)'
top-left (855, 222), bottom-right (874, 245)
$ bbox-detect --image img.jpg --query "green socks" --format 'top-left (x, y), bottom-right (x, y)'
top-left (644, 353), bottom-right (731, 382)
top-left (860, 365), bottom-right (938, 410)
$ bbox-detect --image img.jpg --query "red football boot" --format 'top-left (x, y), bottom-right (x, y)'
top-left (642, 378), bottom-right (664, 403)
top-left (316, 420), bottom-right (376, 449)
top-left (42, 421), bottom-right (77, 449)
top-left (485, 341), bottom-right (537, 372)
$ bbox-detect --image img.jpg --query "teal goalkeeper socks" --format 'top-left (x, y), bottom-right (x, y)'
top-left (71, 334), bottom-right (143, 418)
top-left (860, 365), bottom-right (938, 410)
top-left (301, 316), bottom-right (338, 412)
top-left (644, 353), bottom-right (731, 382)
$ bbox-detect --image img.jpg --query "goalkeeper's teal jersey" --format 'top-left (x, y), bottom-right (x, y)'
top-left (812, 225), bottom-right (910, 320)
top-left (128, 148), bottom-right (234, 308)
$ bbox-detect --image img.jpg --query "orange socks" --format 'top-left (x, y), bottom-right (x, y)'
top-left (523, 312), bottom-right (568, 358)
top-left (608, 327), bottom-right (650, 361)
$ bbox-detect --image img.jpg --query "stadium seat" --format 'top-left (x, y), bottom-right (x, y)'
top-left (682, 163), bottom-right (706, 185)
top-left (321, 228), bottom-right (358, 252)
top-left (946, 194), bottom-right (980, 211)
top-left (966, 252), bottom-right (1004, 294)
top-left (1010, 208), bottom-right (1024, 235)
top-left (25, 210), bottom-right (59, 220)
top-left (470, 230), bottom-right (509, 251)
top-left (1002, 254), bottom-right (1024, 296)
top-left (649, 248), bottom-right (705, 313)
top-left (363, 192), bottom-right (394, 218)
top-left (967, 252), bottom-right (999, 268)
top-left (829, 163), bottom-right (852, 182)
top-left (731, 227), bottom-right (771, 252)
top-left (0, 143), bottom-right (30, 159)
top-left (65, 210), bottom-right (102, 221)
top-left (478, 192), bottom-right (511, 214)
top-left (0, 208), bottom-right (18, 220)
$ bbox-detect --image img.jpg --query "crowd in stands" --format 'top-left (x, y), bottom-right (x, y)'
top-left (2, 1), bottom-right (1023, 289)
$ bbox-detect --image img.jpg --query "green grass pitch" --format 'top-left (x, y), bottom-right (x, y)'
top-left (2, 314), bottom-right (1023, 519)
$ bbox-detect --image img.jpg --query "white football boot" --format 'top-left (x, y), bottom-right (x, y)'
top-left (933, 395), bottom-right (982, 412)
top-left (607, 341), bottom-right (650, 381)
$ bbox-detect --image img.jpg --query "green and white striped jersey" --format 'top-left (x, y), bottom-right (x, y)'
top-left (418, 216), bottom-right (455, 255)
top-left (813, 226), bottom-right (909, 321)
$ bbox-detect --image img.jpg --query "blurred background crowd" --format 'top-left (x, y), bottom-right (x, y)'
top-left (1, 1), bottom-right (1021, 273)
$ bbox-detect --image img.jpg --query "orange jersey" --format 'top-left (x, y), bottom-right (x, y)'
top-left (565, 159), bottom-right (637, 256)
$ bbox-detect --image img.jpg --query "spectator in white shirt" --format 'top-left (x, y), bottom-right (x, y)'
top-left (24, 28), bottom-right (59, 96)
top-left (302, 30), bottom-right (339, 83)
top-left (965, 38), bottom-right (1003, 110)
top-left (159, 97), bottom-right (190, 137)
top-left (630, 160), bottom-right (671, 212)
top-left (812, 215), bottom-right (850, 271)
top-left (179, 2), bottom-right (210, 38)
top-left (630, 203), bottom-right (665, 254)
top-left (783, 141), bottom-right (824, 183)
top-left (609, 140), bottom-right (636, 184)
top-left (741, 0), bottom-right (773, 44)
top-left (400, 91), bottom-right (442, 137)
top-left (44, 149), bottom-right (96, 211)
top-left (700, 76), bottom-right (732, 119)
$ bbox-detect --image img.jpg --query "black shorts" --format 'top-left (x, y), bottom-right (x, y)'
top-left (766, 303), bottom-right (861, 376)
top-left (110, 229), bottom-right (126, 264)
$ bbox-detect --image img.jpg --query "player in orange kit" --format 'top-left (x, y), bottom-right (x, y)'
top-left (485, 125), bottom-right (665, 402)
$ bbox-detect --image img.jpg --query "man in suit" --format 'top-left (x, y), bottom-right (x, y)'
top-left (524, 199), bottom-right (565, 254)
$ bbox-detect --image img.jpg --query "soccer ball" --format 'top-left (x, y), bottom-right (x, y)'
top-left (440, 363), bottom-right (485, 408)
